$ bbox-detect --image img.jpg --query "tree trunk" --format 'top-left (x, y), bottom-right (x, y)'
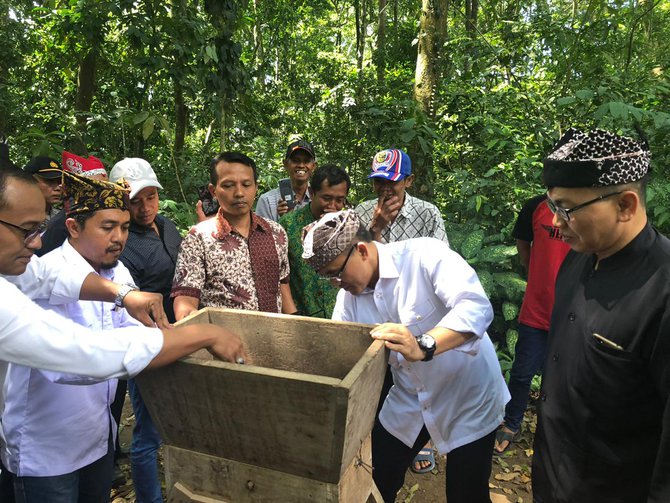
top-left (253, 0), bottom-right (264, 65)
top-left (219, 99), bottom-right (227, 152)
top-left (412, 0), bottom-right (448, 200)
top-left (413, 0), bottom-right (448, 118)
top-left (74, 49), bottom-right (97, 152)
top-left (376, 0), bottom-right (387, 84)
top-left (174, 80), bottom-right (187, 158)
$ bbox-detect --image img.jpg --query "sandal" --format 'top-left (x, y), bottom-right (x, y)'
top-left (493, 427), bottom-right (518, 454)
top-left (410, 448), bottom-right (436, 474)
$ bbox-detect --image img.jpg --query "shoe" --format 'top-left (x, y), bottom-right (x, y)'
top-left (410, 448), bottom-right (436, 474)
top-left (493, 426), bottom-right (518, 455)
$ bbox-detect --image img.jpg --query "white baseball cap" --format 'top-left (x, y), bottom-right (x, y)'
top-left (109, 158), bottom-right (163, 199)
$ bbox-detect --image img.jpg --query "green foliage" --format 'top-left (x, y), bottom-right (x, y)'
top-left (3, 0), bottom-right (670, 381)
top-left (159, 199), bottom-right (196, 236)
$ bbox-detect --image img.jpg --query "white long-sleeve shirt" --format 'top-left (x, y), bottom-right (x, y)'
top-left (0, 255), bottom-right (163, 378)
top-left (2, 240), bottom-right (143, 476)
top-left (332, 238), bottom-right (509, 453)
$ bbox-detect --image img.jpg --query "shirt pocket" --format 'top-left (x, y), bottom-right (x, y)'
top-left (403, 298), bottom-right (438, 336)
top-left (581, 331), bottom-right (650, 427)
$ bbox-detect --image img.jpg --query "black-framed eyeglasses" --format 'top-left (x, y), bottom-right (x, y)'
top-left (545, 191), bottom-right (623, 222)
top-left (322, 245), bottom-right (355, 282)
top-left (0, 218), bottom-right (48, 244)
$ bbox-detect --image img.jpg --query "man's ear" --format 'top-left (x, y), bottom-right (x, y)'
top-left (617, 191), bottom-right (640, 222)
top-left (65, 217), bottom-right (81, 239)
top-left (356, 242), bottom-right (370, 259)
top-left (404, 174), bottom-right (415, 189)
top-left (208, 183), bottom-right (216, 198)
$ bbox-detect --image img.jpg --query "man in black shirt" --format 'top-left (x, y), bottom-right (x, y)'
top-left (109, 158), bottom-right (182, 503)
top-left (533, 128), bottom-right (670, 503)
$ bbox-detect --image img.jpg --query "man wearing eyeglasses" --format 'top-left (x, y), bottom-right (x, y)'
top-left (532, 128), bottom-right (670, 503)
top-left (302, 210), bottom-right (509, 503)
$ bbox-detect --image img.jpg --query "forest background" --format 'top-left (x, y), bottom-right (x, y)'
top-left (2, 0), bottom-right (670, 374)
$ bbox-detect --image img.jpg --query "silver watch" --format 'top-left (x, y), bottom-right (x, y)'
top-left (114, 283), bottom-right (138, 308)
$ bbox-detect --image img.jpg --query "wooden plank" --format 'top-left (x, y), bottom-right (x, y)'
top-left (338, 435), bottom-right (376, 503)
top-left (339, 340), bottom-right (388, 475)
top-left (138, 360), bottom-right (345, 482)
top-left (168, 482), bottom-right (228, 503)
top-left (164, 445), bottom-right (377, 502)
top-left (206, 308), bottom-right (374, 379)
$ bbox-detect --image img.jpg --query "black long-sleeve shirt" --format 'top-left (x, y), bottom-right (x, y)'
top-left (119, 215), bottom-right (182, 323)
top-left (533, 223), bottom-right (670, 503)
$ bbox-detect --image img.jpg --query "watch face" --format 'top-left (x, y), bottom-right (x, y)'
top-left (419, 335), bottom-right (436, 350)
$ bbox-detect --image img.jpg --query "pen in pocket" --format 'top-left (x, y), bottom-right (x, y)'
top-left (592, 332), bottom-right (624, 351)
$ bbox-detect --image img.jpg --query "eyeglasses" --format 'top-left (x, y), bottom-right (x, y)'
top-left (545, 191), bottom-right (623, 222)
top-left (322, 245), bottom-right (355, 283)
top-left (0, 218), bottom-right (48, 244)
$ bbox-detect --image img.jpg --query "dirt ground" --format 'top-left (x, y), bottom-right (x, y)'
top-left (111, 402), bottom-right (537, 503)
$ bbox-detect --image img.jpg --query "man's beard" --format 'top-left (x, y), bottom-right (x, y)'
top-left (100, 259), bottom-right (119, 270)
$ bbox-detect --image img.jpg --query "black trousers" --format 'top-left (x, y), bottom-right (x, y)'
top-left (372, 420), bottom-right (496, 503)
top-left (110, 379), bottom-right (127, 461)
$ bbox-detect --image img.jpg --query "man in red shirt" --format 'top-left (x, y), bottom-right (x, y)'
top-left (494, 194), bottom-right (570, 453)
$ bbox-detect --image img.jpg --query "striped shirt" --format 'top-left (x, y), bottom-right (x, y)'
top-left (354, 193), bottom-right (449, 245)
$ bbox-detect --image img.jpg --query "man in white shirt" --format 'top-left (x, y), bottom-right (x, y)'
top-left (3, 172), bottom-right (160, 500)
top-left (302, 210), bottom-right (509, 503)
top-left (0, 161), bottom-right (248, 377)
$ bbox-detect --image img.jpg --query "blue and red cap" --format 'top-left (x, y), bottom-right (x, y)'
top-left (368, 149), bottom-right (412, 181)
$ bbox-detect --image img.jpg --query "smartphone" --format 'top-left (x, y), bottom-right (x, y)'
top-left (278, 178), bottom-right (296, 210)
top-left (197, 185), bottom-right (219, 216)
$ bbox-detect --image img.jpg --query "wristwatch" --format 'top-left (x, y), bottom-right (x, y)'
top-left (114, 283), bottom-right (138, 308)
top-left (416, 334), bottom-right (436, 362)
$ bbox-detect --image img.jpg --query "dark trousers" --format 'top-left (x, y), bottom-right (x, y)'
top-left (372, 420), bottom-right (496, 503)
top-left (110, 379), bottom-right (127, 461)
top-left (504, 323), bottom-right (548, 432)
top-left (0, 459), bottom-right (15, 503)
top-left (12, 433), bottom-right (114, 503)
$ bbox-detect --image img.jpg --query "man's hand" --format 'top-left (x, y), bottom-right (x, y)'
top-left (195, 200), bottom-right (208, 223)
top-left (206, 325), bottom-right (249, 363)
top-left (370, 323), bottom-right (425, 362)
top-left (369, 196), bottom-right (402, 236)
top-left (123, 291), bottom-right (171, 329)
top-left (277, 199), bottom-right (291, 217)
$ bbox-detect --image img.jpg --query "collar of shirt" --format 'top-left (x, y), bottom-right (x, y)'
top-left (395, 193), bottom-right (418, 222)
top-left (214, 210), bottom-right (272, 240)
top-left (129, 215), bottom-right (164, 235)
top-left (591, 223), bottom-right (654, 273)
top-left (375, 242), bottom-right (401, 281)
top-left (61, 239), bottom-right (115, 281)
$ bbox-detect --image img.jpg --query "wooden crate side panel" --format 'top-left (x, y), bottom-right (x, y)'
top-left (206, 309), bottom-right (374, 379)
top-left (338, 435), bottom-right (376, 503)
top-left (137, 360), bottom-right (344, 482)
top-left (340, 341), bottom-right (388, 474)
top-left (164, 445), bottom-right (377, 502)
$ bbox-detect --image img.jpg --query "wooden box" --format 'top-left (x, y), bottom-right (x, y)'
top-left (137, 308), bottom-right (388, 502)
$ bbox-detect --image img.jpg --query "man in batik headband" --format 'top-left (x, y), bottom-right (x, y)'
top-left (532, 128), bottom-right (670, 503)
top-left (3, 171), bottom-right (138, 500)
top-left (302, 210), bottom-right (508, 503)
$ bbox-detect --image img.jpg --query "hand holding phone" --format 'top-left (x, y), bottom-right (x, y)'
top-left (197, 185), bottom-right (219, 217)
top-left (278, 178), bottom-right (296, 211)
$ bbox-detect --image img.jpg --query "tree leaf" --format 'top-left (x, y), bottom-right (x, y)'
top-left (142, 116), bottom-right (155, 140)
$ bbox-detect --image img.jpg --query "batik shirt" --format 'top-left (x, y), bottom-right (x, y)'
top-left (171, 210), bottom-right (289, 313)
top-left (355, 193), bottom-right (449, 244)
top-left (279, 204), bottom-right (338, 318)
